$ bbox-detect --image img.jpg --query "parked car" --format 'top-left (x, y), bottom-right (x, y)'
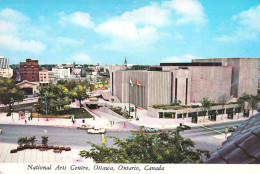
top-left (6, 112), bottom-right (11, 116)
top-left (88, 128), bottom-right (106, 134)
top-left (177, 125), bottom-right (191, 131)
top-left (228, 126), bottom-right (238, 132)
top-left (145, 127), bottom-right (158, 133)
top-left (77, 125), bottom-right (94, 130)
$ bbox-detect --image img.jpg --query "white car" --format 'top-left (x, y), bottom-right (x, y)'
top-left (88, 128), bottom-right (106, 134)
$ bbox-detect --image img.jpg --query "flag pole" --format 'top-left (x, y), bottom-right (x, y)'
top-left (129, 77), bottom-right (130, 116)
top-left (134, 83), bottom-right (136, 119)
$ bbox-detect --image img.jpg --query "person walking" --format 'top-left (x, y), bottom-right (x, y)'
top-left (225, 125), bottom-right (228, 138)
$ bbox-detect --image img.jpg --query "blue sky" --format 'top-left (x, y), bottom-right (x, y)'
top-left (0, 0), bottom-right (260, 65)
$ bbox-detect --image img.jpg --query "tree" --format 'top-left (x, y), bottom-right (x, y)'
top-left (28, 136), bottom-right (37, 146)
top-left (218, 94), bottom-right (229, 120)
top-left (79, 127), bottom-right (209, 163)
top-left (38, 84), bottom-right (72, 114)
top-left (101, 77), bottom-right (108, 87)
top-left (200, 97), bottom-right (211, 121)
top-left (41, 136), bottom-right (49, 146)
top-left (17, 137), bottom-right (27, 147)
top-left (72, 83), bottom-right (88, 108)
top-left (0, 77), bottom-right (24, 112)
top-left (247, 95), bottom-right (260, 116)
top-left (237, 93), bottom-right (250, 117)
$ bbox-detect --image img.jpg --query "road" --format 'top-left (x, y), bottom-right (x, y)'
top-left (0, 119), bottom-right (246, 153)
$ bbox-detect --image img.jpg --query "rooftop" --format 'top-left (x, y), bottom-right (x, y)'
top-left (206, 113), bottom-right (260, 164)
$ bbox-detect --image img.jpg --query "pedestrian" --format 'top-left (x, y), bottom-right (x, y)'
top-left (225, 125), bottom-right (228, 138)
top-left (25, 120), bottom-right (27, 124)
top-left (28, 117), bottom-right (30, 121)
top-left (30, 113), bottom-right (33, 120)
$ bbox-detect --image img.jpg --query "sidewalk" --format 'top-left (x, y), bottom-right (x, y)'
top-left (0, 142), bottom-right (92, 163)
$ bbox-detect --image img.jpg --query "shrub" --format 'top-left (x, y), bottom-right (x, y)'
top-left (53, 146), bottom-right (59, 150)
top-left (65, 147), bottom-right (71, 151)
top-left (17, 146), bottom-right (24, 151)
top-left (59, 147), bottom-right (65, 150)
top-left (48, 146), bottom-right (54, 149)
top-left (10, 149), bottom-right (17, 153)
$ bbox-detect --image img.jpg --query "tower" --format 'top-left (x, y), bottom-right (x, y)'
top-left (124, 56), bottom-right (127, 67)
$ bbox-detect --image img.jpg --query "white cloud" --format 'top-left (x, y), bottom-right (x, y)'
top-left (162, 0), bottom-right (207, 24)
top-left (72, 53), bottom-right (92, 63)
top-left (59, 11), bottom-right (94, 28)
top-left (0, 35), bottom-right (46, 53)
top-left (0, 8), bottom-right (30, 23)
top-left (215, 4), bottom-right (260, 42)
top-left (0, 8), bottom-right (47, 53)
top-left (232, 5), bottom-right (260, 32)
top-left (0, 20), bottom-right (17, 34)
top-left (57, 37), bottom-right (84, 45)
top-left (113, 4), bottom-right (171, 27)
top-left (161, 54), bottom-right (197, 63)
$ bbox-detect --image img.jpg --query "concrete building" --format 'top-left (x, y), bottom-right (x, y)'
top-left (0, 68), bottom-right (13, 78)
top-left (39, 68), bottom-right (49, 86)
top-left (0, 56), bottom-right (9, 69)
top-left (52, 67), bottom-right (70, 79)
top-left (20, 59), bottom-right (39, 82)
top-left (192, 58), bottom-right (259, 97)
top-left (110, 58), bottom-right (259, 110)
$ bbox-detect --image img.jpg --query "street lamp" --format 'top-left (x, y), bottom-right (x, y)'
top-left (45, 93), bottom-right (49, 121)
top-left (11, 108), bottom-right (13, 121)
top-left (10, 97), bottom-right (14, 121)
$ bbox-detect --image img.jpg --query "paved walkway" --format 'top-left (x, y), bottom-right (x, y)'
top-left (0, 142), bottom-right (92, 163)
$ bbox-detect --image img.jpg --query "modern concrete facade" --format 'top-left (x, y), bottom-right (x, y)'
top-left (20, 59), bottom-right (39, 82)
top-left (110, 58), bottom-right (259, 110)
top-left (192, 58), bottom-right (259, 97)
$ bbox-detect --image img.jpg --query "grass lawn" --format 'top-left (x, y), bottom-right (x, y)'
top-left (32, 108), bottom-right (93, 119)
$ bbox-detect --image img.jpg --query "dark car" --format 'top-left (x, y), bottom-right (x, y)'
top-left (177, 125), bottom-right (191, 131)
top-left (6, 112), bottom-right (11, 116)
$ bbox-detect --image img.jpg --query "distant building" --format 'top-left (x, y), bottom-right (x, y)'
top-left (124, 56), bottom-right (127, 67)
top-left (39, 68), bottom-right (49, 86)
top-left (20, 59), bottom-right (39, 82)
top-left (0, 68), bottom-right (13, 78)
top-left (52, 67), bottom-right (70, 79)
top-left (0, 56), bottom-right (9, 69)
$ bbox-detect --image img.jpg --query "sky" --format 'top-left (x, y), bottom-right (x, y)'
top-left (0, 0), bottom-right (260, 65)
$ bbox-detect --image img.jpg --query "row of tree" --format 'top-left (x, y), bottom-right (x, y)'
top-left (37, 80), bottom-right (92, 114)
top-left (200, 93), bottom-right (260, 118)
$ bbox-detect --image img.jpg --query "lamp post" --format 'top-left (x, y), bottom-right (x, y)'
top-left (10, 97), bottom-right (14, 121)
top-left (45, 93), bottom-right (49, 121)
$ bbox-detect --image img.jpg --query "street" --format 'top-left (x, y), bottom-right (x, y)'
top-left (0, 119), bottom-right (246, 153)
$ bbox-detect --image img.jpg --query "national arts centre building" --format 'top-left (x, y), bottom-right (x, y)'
top-left (109, 58), bottom-right (259, 120)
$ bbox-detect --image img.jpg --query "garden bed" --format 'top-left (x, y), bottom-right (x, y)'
top-left (32, 108), bottom-right (92, 119)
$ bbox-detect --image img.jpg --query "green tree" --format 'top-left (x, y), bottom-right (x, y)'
top-left (79, 127), bottom-right (209, 163)
top-left (38, 84), bottom-right (72, 114)
top-left (237, 93), bottom-right (250, 117)
top-left (41, 136), bottom-right (49, 146)
top-left (0, 77), bottom-right (24, 112)
top-left (200, 97), bottom-right (211, 121)
top-left (218, 94), bottom-right (229, 120)
top-left (28, 136), bottom-right (37, 146)
top-left (72, 83), bottom-right (88, 108)
top-left (247, 95), bottom-right (260, 116)
top-left (17, 137), bottom-right (27, 147)
top-left (101, 77), bottom-right (108, 87)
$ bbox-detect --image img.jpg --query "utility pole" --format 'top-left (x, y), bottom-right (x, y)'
top-left (45, 93), bottom-right (49, 121)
